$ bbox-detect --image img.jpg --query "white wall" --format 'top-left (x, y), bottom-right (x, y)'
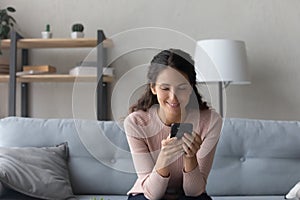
top-left (1, 0), bottom-right (300, 121)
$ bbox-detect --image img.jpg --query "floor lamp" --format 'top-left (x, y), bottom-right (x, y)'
top-left (194, 39), bottom-right (250, 117)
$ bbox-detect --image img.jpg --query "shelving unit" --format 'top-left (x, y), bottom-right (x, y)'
top-left (0, 38), bottom-right (113, 49)
top-left (0, 74), bottom-right (113, 83)
top-left (1, 30), bottom-right (112, 120)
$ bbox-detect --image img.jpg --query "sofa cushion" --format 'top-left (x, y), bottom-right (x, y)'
top-left (0, 143), bottom-right (75, 200)
top-left (206, 118), bottom-right (300, 196)
top-left (286, 181), bottom-right (300, 199)
top-left (75, 195), bottom-right (285, 200)
top-left (76, 195), bottom-right (128, 200)
top-left (211, 196), bottom-right (284, 200)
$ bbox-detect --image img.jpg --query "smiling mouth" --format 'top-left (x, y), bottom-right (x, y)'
top-left (168, 102), bottom-right (180, 108)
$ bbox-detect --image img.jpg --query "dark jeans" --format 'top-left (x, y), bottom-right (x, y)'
top-left (128, 193), bottom-right (212, 200)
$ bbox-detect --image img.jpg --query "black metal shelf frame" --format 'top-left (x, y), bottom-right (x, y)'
top-left (8, 30), bottom-right (108, 120)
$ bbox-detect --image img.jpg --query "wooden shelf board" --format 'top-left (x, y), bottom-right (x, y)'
top-left (0, 75), bottom-right (9, 83)
top-left (0, 38), bottom-right (113, 49)
top-left (0, 74), bottom-right (113, 83)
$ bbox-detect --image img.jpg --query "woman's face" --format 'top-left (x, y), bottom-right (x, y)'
top-left (150, 67), bottom-right (192, 117)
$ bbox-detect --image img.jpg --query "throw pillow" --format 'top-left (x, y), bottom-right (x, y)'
top-left (0, 143), bottom-right (76, 200)
top-left (286, 181), bottom-right (300, 200)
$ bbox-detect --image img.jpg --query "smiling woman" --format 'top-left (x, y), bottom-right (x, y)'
top-left (150, 67), bottom-right (192, 125)
top-left (129, 49), bottom-right (209, 114)
top-left (124, 49), bottom-right (222, 200)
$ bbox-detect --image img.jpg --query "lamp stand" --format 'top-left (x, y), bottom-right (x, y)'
top-left (218, 82), bottom-right (224, 117)
top-left (218, 81), bottom-right (231, 117)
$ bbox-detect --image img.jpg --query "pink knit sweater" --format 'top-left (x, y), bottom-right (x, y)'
top-left (124, 105), bottom-right (222, 200)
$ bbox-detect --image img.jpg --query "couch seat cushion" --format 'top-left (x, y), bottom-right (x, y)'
top-left (76, 195), bottom-right (128, 200)
top-left (212, 196), bottom-right (284, 200)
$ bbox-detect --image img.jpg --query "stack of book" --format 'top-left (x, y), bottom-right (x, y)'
top-left (16, 65), bottom-right (56, 76)
top-left (69, 61), bottom-right (114, 76)
top-left (0, 58), bottom-right (9, 74)
top-left (0, 64), bottom-right (9, 74)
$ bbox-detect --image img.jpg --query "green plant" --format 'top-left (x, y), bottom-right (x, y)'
top-left (72, 23), bottom-right (84, 32)
top-left (45, 24), bottom-right (50, 32)
top-left (0, 6), bottom-right (16, 54)
top-left (0, 6), bottom-right (16, 39)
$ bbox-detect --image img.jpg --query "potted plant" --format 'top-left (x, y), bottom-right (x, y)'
top-left (41, 24), bottom-right (52, 39)
top-left (0, 6), bottom-right (16, 54)
top-left (71, 23), bottom-right (84, 38)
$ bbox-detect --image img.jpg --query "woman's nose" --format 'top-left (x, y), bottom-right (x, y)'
top-left (169, 89), bottom-right (178, 100)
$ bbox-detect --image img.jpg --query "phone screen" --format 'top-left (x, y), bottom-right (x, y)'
top-left (170, 123), bottom-right (193, 139)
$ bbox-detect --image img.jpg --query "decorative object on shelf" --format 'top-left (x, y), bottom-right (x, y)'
top-left (0, 6), bottom-right (16, 54)
top-left (41, 24), bottom-right (52, 39)
top-left (0, 57), bottom-right (9, 74)
top-left (71, 23), bottom-right (84, 38)
top-left (69, 66), bottom-right (113, 76)
top-left (194, 39), bottom-right (250, 117)
top-left (69, 61), bottom-right (113, 76)
top-left (23, 65), bottom-right (56, 73)
top-left (16, 65), bottom-right (56, 76)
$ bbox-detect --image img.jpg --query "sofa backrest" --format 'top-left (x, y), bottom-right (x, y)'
top-left (207, 118), bottom-right (300, 196)
top-left (0, 117), bottom-right (137, 195)
top-left (1, 117), bottom-right (300, 196)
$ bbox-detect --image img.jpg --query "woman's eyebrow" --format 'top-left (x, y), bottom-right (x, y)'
top-left (157, 83), bottom-right (189, 86)
top-left (157, 83), bottom-right (170, 86)
top-left (178, 83), bottom-right (189, 86)
top-left (177, 83), bottom-right (190, 87)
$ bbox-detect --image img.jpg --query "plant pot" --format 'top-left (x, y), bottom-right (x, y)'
top-left (71, 32), bottom-right (84, 39)
top-left (41, 31), bottom-right (52, 39)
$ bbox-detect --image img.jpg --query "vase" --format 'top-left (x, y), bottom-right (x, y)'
top-left (41, 31), bottom-right (52, 39)
top-left (71, 32), bottom-right (84, 39)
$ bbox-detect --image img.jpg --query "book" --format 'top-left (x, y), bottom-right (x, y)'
top-left (16, 70), bottom-right (52, 76)
top-left (69, 66), bottom-right (96, 76)
top-left (23, 65), bottom-right (56, 73)
top-left (69, 66), bottom-right (114, 76)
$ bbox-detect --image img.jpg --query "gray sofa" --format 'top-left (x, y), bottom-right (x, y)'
top-left (0, 116), bottom-right (299, 200)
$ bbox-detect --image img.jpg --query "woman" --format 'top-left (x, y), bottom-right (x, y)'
top-left (124, 49), bottom-right (222, 200)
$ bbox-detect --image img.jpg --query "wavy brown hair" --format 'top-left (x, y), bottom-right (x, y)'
top-left (129, 49), bottom-right (209, 113)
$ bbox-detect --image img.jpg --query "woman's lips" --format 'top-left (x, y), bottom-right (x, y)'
top-left (168, 102), bottom-right (180, 108)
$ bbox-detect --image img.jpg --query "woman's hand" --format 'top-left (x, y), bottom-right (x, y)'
top-left (155, 137), bottom-right (184, 177)
top-left (182, 131), bottom-right (202, 158)
top-left (182, 132), bottom-right (202, 172)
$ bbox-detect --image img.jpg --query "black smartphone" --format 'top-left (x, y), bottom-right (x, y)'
top-left (170, 123), bottom-right (193, 139)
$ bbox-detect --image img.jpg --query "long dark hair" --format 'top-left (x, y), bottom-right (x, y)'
top-left (129, 49), bottom-right (209, 113)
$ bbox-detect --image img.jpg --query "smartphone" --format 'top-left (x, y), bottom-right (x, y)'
top-left (170, 123), bottom-right (193, 139)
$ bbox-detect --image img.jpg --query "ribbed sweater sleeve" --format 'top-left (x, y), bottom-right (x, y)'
top-left (183, 110), bottom-right (222, 196)
top-left (124, 113), bottom-right (170, 199)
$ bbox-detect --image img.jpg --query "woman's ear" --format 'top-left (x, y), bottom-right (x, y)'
top-left (150, 83), bottom-right (157, 95)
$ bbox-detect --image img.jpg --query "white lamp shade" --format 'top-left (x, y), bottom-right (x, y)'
top-left (194, 39), bottom-right (250, 84)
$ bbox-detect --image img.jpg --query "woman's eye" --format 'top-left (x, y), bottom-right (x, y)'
top-left (160, 87), bottom-right (169, 91)
top-left (178, 86), bottom-right (188, 90)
